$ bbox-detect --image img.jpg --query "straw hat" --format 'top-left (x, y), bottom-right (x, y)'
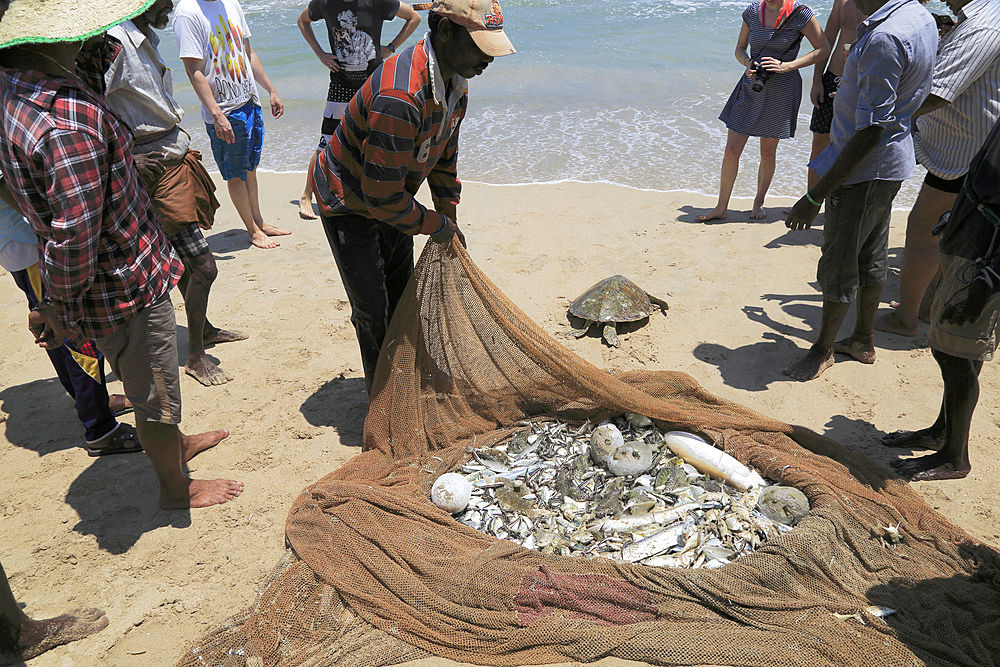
top-left (0, 0), bottom-right (155, 49)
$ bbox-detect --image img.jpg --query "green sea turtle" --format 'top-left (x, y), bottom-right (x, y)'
top-left (566, 275), bottom-right (668, 347)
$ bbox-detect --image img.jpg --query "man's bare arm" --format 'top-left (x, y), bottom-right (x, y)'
top-left (785, 125), bottom-right (884, 230)
top-left (297, 7), bottom-right (340, 71)
top-left (181, 57), bottom-right (235, 144)
top-left (913, 93), bottom-right (949, 121)
top-left (381, 3), bottom-right (421, 59)
top-left (246, 38), bottom-right (284, 118)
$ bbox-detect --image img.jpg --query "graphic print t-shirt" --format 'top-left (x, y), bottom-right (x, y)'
top-left (174, 0), bottom-right (259, 123)
top-left (308, 0), bottom-right (400, 87)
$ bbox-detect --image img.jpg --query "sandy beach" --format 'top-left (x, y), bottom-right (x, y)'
top-left (1, 172), bottom-right (997, 665)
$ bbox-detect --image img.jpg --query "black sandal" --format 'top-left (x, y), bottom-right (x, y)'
top-left (86, 424), bottom-right (143, 457)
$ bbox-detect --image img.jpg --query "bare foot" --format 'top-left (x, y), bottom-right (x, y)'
top-left (250, 231), bottom-right (280, 249)
top-left (260, 223), bottom-right (291, 236)
top-left (892, 453), bottom-right (970, 481)
top-left (833, 334), bottom-right (876, 364)
top-left (159, 478), bottom-right (243, 509)
top-left (882, 427), bottom-right (944, 450)
top-left (784, 346), bottom-right (835, 381)
top-left (749, 205), bottom-right (767, 220)
top-left (180, 429), bottom-right (228, 463)
top-left (185, 355), bottom-right (232, 386)
top-left (875, 310), bottom-right (918, 337)
top-left (696, 207), bottom-right (728, 222)
top-left (298, 197), bottom-right (317, 220)
top-left (14, 608), bottom-right (109, 661)
top-left (203, 328), bottom-right (248, 346)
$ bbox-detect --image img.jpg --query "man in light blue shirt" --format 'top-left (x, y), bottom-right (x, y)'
top-left (783, 0), bottom-right (937, 381)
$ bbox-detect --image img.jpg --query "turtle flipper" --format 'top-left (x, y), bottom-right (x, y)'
top-left (565, 322), bottom-right (592, 338)
top-left (602, 323), bottom-right (621, 347)
top-left (646, 293), bottom-right (670, 314)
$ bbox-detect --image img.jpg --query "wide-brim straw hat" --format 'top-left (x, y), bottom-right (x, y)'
top-left (0, 0), bottom-right (155, 49)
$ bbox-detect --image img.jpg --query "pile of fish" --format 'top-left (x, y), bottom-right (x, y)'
top-left (435, 415), bottom-right (810, 569)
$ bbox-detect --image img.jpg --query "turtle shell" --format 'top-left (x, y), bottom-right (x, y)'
top-left (568, 275), bottom-right (652, 323)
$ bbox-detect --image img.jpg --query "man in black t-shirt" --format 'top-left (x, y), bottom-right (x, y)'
top-left (296, 0), bottom-right (421, 219)
top-left (885, 117), bottom-right (1000, 482)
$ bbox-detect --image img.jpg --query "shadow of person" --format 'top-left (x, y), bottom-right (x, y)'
top-left (765, 224), bottom-right (824, 248)
top-left (694, 331), bottom-right (796, 392)
top-left (66, 457), bottom-right (192, 554)
top-left (299, 375), bottom-right (369, 447)
top-left (744, 299), bottom-right (823, 344)
top-left (204, 228), bottom-right (251, 254)
top-left (0, 378), bottom-right (86, 455)
top-left (863, 562), bottom-right (1000, 664)
top-left (819, 413), bottom-right (905, 467)
top-left (677, 204), bottom-right (799, 225)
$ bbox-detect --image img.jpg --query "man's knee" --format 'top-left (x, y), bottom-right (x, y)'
top-left (186, 252), bottom-right (218, 285)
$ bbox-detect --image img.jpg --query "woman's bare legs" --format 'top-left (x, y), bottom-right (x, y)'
top-left (698, 130), bottom-right (750, 221)
top-left (752, 136), bottom-right (780, 219)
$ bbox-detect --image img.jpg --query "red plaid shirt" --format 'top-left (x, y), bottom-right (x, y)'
top-left (0, 68), bottom-right (182, 343)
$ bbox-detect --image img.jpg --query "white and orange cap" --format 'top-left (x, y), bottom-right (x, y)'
top-left (432, 0), bottom-right (516, 57)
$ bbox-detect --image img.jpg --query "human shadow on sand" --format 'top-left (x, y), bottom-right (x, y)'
top-left (694, 331), bottom-right (799, 392)
top-left (0, 378), bottom-right (87, 455)
top-left (676, 205), bottom-right (802, 225)
top-left (66, 455), bottom-right (193, 554)
top-left (300, 375), bottom-right (368, 447)
top-left (204, 228), bottom-right (252, 255)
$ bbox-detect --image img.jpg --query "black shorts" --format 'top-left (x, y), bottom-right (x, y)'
top-left (809, 71), bottom-right (840, 135)
top-left (923, 170), bottom-right (965, 194)
top-left (318, 71), bottom-right (368, 149)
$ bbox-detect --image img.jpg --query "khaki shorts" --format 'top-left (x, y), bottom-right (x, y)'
top-left (928, 253), bottom-right (1000, 361)
top-left (95, 294), bottom-right (182, 423)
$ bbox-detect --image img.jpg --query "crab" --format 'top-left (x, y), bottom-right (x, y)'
top-left (565, 275), bottom-right (668, 347)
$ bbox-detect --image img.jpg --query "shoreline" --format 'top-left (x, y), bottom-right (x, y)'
top-left (1, 174), bottom-right (996, 665)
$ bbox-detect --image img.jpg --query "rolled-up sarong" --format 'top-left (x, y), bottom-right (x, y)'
top-left (146, 149), bottom-right (220, 238)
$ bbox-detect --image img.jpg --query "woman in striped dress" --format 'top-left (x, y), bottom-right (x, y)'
top-left (698, 0), bottom-right (828, 222)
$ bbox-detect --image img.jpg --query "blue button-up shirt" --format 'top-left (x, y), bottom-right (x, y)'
top-left (810, 0), bottom-right (937, 184)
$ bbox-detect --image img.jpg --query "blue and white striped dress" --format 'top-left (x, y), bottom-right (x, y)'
top-left (719, 2), bottom-right (814, 140)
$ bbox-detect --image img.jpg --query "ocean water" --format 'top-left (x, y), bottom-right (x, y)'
top-left (157, 0), bottom-right (952, 208)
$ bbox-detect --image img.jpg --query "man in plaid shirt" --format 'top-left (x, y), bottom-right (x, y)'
top-left (0, 7), bottom-right (243, 509)
top-left (311, 0), bottom-right (515, 393)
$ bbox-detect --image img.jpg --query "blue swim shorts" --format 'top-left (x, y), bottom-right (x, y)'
top-left (206, 100), bottom-right (263, 181)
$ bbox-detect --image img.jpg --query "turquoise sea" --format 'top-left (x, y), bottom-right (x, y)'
top-left (157, 0), bottom-right (952, 209)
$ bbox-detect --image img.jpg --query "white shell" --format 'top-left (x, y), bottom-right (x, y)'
top-left (590, 424), bottom-right (625, 465)
top-left (431, 473), bottom-right (472, 514)
top-left (606, 441), bottom-right (655, 477)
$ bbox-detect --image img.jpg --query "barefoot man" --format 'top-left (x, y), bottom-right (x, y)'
top-left (886, 116), bottom-right (1000, 481)
top-left (174, 0), bottom-right (291, 249)
top-left (100, 0), bottom-right (249, 385)
top-left (1, 560), bottom-right (107, 663)
top-left (0, 0), bottom-right (242, 509)
top-left (783, 0), bottom-right (936, 381)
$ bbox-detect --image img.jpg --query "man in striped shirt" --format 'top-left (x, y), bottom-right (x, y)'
top-left (311, 0), bottom-right (515, 393)
top-left (876, 0), bottom-right (1000, 337)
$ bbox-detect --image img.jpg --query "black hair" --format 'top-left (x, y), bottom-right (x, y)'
top-left (428, 11), bottom-right (445, 35)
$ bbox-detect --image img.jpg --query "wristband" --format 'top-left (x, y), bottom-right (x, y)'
top-left (432, 217), bottom-right (448, 236)
top-left (805, 191), bottom-right (822, 207)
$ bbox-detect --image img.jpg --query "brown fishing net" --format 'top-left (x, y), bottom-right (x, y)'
top-left (180, 240), bottom-right (1000, 667)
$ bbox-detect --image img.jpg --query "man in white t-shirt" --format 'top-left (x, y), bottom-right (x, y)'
top-left (173, 0), bottom-right (291, 249)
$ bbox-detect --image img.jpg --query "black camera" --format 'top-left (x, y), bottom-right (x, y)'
top-left (751, 59), bottom-right (771, 92)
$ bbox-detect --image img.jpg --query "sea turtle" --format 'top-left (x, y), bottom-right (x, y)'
top-left (566, 275), bottom-right (668, 347)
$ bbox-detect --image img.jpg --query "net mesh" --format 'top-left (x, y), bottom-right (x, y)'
top-left (179, 240), bottom-right (1000, 667)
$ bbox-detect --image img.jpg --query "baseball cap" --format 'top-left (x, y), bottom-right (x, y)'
top-left (432, 0), bottom-right (516, 57)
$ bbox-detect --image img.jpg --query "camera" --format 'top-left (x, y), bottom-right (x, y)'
top-left (750, 59), bottom-right (772, 92)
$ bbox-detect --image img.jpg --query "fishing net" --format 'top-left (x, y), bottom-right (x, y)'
top-left (180, 240), bottom-right (1000, 667)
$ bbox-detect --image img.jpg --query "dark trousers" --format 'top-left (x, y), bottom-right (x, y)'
top-left (321, 213), bottom-right (414, 393)
top-left (11, 265), bottom-right (117, 442)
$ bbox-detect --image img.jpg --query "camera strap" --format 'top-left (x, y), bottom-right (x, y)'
top-left (754, 5), bottom-right (807, 60)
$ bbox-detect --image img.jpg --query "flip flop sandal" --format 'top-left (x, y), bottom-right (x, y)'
top-left (86, 424), bottom-right (143, 457)
top-left (108, 394), bottom-right (134, 416)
